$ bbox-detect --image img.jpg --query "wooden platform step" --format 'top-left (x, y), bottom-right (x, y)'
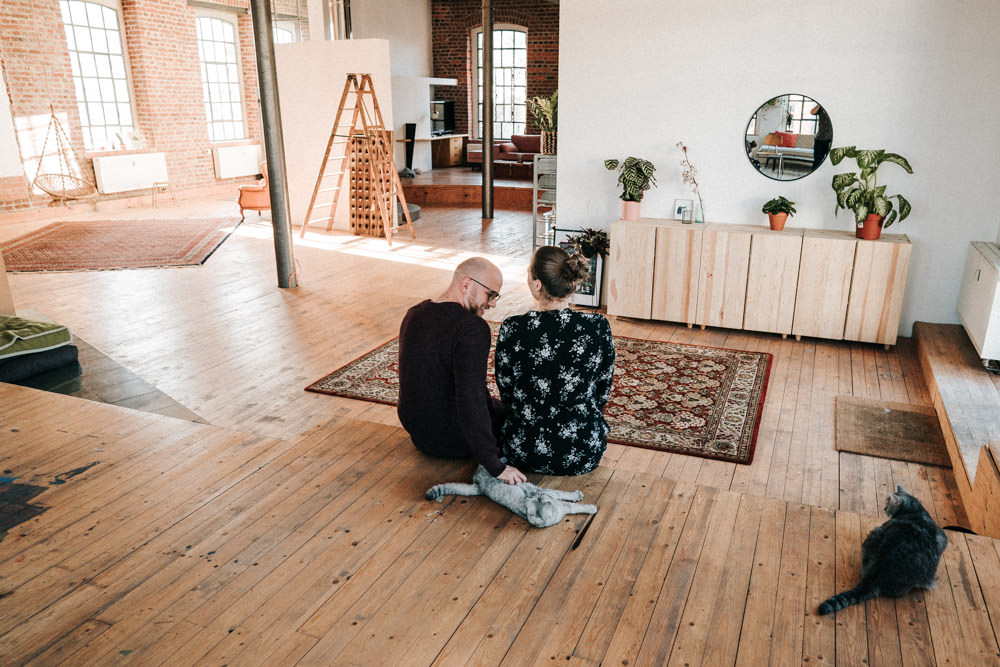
top-left (914, 322), bottom-right (1000, 537)
top-left (401, 183), bottom-right (532, 211)
top-left (3, 382), bottom-right (1000, 665)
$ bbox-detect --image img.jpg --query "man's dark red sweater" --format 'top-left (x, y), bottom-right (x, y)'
top-left (397, 300), bottom-right (505, 476)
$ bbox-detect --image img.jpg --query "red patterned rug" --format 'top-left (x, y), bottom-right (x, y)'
top-left (1, 219), bottom-right (237, 272)
top-left (306, 325), bottom-right (772, 464)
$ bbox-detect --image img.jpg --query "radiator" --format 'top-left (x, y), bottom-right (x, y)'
top-left (92, 152), bottom-right (168, 194)
top-left (212, 144), bottom-right (263, 178)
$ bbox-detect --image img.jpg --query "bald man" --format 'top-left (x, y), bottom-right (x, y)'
top-left (397, 257), bottom-right (527, 484)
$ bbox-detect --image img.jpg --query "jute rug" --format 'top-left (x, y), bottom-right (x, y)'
top-left (306, 326), bottom-right (772, 464)
top-left (835, 396), bottom-right (951, 467)
top-left (1, 219), bottom-right (237, 272)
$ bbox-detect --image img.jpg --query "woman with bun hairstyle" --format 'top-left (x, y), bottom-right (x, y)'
top-left (495, 245), bottom-right (616, 476)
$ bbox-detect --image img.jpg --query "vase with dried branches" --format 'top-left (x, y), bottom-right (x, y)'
top-left (677, 141), bottom-right (705, 223)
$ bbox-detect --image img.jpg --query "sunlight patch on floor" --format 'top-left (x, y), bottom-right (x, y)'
top-left (235, 219), bottom-right (527, 274)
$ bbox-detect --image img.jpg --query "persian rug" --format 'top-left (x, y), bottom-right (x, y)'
top-left (1, 219), bottom-right (237, 272)
top-left (835, 396), bottom-right (951, 467)
top-left (306, 326), bottom-right (772, 465)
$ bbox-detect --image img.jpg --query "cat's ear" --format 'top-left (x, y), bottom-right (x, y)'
top-left (896, 485), bottom-right (907, 494)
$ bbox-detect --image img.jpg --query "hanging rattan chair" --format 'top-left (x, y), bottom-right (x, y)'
top-left (32, 105), bottom-right (98, 205)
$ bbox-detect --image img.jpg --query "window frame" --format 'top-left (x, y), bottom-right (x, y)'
top-left (194, 10), bottom-right (248, 143)
top-left (471, 24), bottom-right (528, 141)
top-left (58, 0), bottom-right (137, 152)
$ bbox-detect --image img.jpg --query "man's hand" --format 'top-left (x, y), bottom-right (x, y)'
top-left (497, 465), bottom-right (527, 485)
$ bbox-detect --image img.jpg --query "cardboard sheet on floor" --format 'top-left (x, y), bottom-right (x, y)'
top-left (835, 395), bottom-right (951, 467)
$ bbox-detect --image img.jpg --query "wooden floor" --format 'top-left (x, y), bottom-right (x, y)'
top-left (2, 193), bottom-right (999, 664)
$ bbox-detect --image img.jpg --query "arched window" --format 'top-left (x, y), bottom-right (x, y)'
top-left (195, 15), bottom-right (246, 142)
top-left (58, 0), bottom-right (135, 151)
top-left (472, 26), bottom-right (527, 140)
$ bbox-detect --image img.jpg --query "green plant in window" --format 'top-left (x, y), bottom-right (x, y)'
top-left (526, 90), bottom-right (558, 132)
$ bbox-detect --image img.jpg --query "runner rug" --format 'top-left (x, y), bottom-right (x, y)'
top-left (306, 327), bottom-right (772, 464)
top-left (1, 219), bottom-right (237, 272)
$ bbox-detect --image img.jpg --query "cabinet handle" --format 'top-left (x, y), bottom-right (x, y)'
top-left (976, 268), bottom-right (981, 281)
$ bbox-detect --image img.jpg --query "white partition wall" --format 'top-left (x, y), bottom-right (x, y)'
top-left (275, 40), bottom-right (392, 229)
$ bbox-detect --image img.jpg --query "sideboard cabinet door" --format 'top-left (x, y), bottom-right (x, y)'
top-left (651, 225), bottom-right (703, 325)
top-left (696, 227), bottom-right (751, 329)
top-left (844, 234), bottom-right (911, 346)
top-left (743, 230), bottom-right (802, 335)
top-left (792, 231), bottom-right (856, 340)
top-left (607, 220), bottom-right (656, 319)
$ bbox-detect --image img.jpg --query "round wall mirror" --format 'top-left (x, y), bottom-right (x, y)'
top-left (745, 94), bottom-right (832, 181)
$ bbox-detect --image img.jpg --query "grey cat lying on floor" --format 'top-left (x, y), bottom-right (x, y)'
top-left (818, 485), bottom-right (948, 615)
top-left (425, 464), bottom-right (597, 528)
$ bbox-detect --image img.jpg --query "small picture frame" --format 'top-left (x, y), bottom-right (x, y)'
top-left (673, 198), bottom-right (694, 223)
top-left (553, 228), bottom-right (604, 308)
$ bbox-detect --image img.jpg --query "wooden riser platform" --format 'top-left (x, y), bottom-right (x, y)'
top-left (915, 322), bottom-right (1000, 538)
top-left (401, 184), bottom-right (532, 211)
top-left (3, 383), bottom-right (999, 665)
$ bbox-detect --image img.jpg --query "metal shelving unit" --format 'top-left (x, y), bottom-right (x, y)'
top-left (532, 153), bottom-right (557, 252)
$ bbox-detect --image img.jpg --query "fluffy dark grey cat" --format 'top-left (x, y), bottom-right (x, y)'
top-left (818, 485), bottom-right (948, 615)
top-left (425, 465), bottom-right (597, 528)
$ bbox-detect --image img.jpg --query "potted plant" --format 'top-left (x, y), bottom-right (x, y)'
top-left (761, 196), bottom-right (796, 231)
top-left (527, 90), bottom-right (557, 154)
top-left (561, 227), bottom-right (608, 307)
top-left (604, 157), bottom-right (657, 221)
top-left (830, 146), bottom-right (913, 240)
top-left (564, 227), bottom-right (609, 258)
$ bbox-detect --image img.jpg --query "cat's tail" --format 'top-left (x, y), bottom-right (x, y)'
top-left (424, 484), bottom-right (449, 501)
top-left (424, 482), bottom-right (478, 502)
top-left (817, 582), bottom-right (880, 615)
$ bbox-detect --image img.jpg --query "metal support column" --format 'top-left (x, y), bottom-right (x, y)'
top-left (249, 0), bottom-right (298, 288)
top-left (481, 0), bottom-right (494, 220)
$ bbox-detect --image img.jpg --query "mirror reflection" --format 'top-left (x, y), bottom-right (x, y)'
top-left (745, 94), bottom-right (832, 181)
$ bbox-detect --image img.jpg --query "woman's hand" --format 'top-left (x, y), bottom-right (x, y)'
top-left (497, 465), bottom-right (527, 484)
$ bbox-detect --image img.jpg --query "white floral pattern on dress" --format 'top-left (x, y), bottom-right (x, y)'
top-left (496, 309), bottom-right (615, 475)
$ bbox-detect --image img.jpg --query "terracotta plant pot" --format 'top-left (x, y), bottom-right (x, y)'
top-left (622, 200), bottom-right (641, 221)
top-left (857, 213), bottom-right (884, 240)
top-left (768, 212), bottom-right (788, 231)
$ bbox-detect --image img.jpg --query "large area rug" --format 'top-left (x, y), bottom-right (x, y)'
top-left (306, 327), bottom-right (772, 464)
top-left (1, 219), bottom-right (237, 272)
top-left (835, 396), bottom-right (951, 467)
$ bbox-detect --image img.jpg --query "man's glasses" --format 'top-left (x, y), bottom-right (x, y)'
top-left (468, 276), bottom-right (501, 302)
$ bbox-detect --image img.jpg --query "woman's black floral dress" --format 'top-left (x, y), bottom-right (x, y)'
top-left (495, 308), bottom-right (616, 475)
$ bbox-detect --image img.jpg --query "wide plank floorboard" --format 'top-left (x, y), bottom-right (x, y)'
top-left (1, 194), bottom-right (993, 664)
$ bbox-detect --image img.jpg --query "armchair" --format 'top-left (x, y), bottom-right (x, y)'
top-left (238, 162), bottom-right (270, 222)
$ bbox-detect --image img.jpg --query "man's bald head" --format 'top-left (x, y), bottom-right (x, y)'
top-left (442, 257), bottom-right (503, 317)
top-left (453, 257), bottom-right (501, 287)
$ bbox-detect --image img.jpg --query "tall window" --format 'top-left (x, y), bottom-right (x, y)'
top-left (59, 0), bottom-right (134, 151)
top-left (196, 16), bottom-right (245, 142)
top-left (784, 94), bottom-right (818, 135)
top-left (474, 27), bottom-right (527, 140)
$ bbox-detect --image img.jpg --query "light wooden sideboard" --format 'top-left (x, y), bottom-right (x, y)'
top-left (607, 218), bottom-right (911, 346)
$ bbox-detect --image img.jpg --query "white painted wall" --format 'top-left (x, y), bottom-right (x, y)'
top-left (350, 1), bottom-right (436, 171)
top-left (351, 0), bottom-right (433, 78)
top-left (559, 0), bottom-right (1000, 335)
top-left (0, 89), bottom-right (24, 178)
top-left (275, 39), bottom-right (392, 228)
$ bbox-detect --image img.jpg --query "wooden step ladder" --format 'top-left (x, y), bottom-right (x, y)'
top-left (300, 73), bottom-right (415, 245)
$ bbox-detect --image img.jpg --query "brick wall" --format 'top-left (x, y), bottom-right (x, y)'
top-left (0, 0), bottom-right (283, 212)
top-left (430, 0), bottom-right (559, 137)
